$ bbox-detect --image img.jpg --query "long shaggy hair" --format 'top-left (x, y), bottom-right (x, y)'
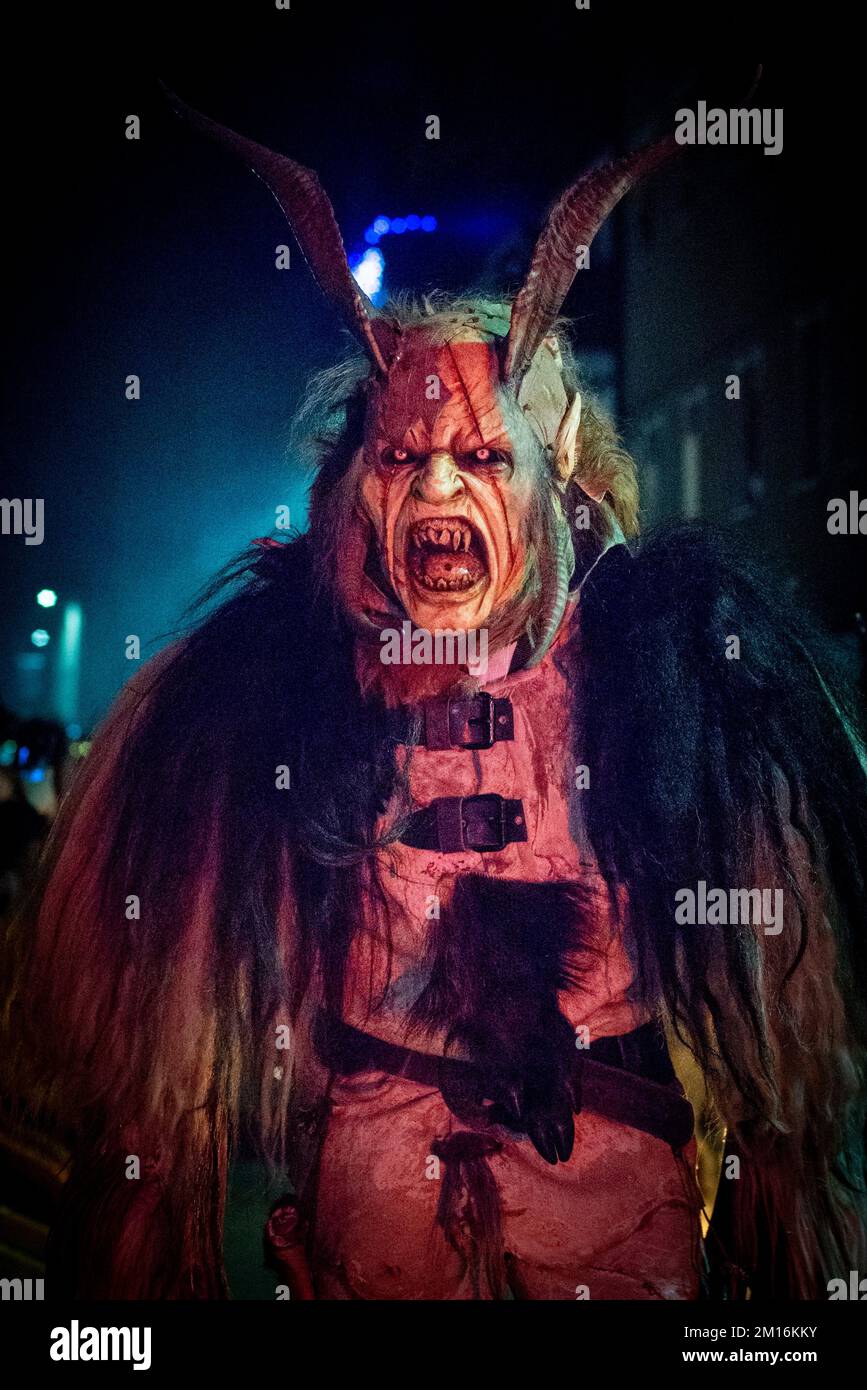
top-left (578, 527), bottom-right (867, 1297)
top-left (4, 302), bottom-right (866, 1298)
top-left (5, 538), bottom-right (401, 1296)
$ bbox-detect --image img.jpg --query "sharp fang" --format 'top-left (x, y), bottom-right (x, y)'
top-left (452, 531), bottom-right (461, 550)
top-left (438, 529), bottom-right (449, 545)
top-left (463, 529), bottom-right (471, 551)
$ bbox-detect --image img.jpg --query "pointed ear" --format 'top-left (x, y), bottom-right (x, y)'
top-left (552, 391), bottom-right (583, 485)
top-left (552, 390), bottom-right (611, 502)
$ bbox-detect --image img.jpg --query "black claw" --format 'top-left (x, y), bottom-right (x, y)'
top-left (530, 1120), bottom-right (559, 1165)
top-left (555, 1113), bottom-right (575, 1163)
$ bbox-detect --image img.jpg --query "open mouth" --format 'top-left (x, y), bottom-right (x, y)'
top-left (406, 516), bottom-right (487, 594)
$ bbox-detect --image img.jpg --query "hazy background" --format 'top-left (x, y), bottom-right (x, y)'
top-left (2, 6), bottom-right (863, 733)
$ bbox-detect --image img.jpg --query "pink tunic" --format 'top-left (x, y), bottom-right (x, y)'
top-left (311, 613), bottom-right (702, 1299)
top-left (343, 612), bottom-right (639, 1049)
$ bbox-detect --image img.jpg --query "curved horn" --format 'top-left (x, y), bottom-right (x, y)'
top-left (504, 134), bottom-right (677, 388)
top-left (162, 85), bottom-right (391, 374)
top-left (523, 510), bottom-right (576, 670)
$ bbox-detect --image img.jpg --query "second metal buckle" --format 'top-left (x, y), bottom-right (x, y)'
top-left (435, 794), bottom-right (526, 853)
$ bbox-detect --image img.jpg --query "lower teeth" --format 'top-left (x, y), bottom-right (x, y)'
top-left (416, 574), bottom-right (477, 591)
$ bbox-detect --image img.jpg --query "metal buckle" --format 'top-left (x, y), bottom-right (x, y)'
top-left (434, 793), bottom-right (506, 852)
top-left (462, 793), bottom-right (507, 850)
top-left (450, 692), bottom-right (496, 749)
top-left (421, 693), bottom-right (513, 750)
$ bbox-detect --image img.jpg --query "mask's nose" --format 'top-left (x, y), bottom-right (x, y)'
top-left (411, 451), bottom-right (464, 506)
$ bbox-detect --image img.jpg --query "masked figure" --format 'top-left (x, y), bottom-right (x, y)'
top-left (8, 93), bottom-right (867, 1301)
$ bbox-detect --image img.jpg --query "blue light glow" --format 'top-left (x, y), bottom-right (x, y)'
top-left (37, 588), bottom-right (58, 608)
top-left (351, 247), bottom-right (385, 299)
top-left (363, 214), bottom-right (437, 244)
top-left (350, 212), bottom-right (438, 308)
top-left (31, 628), bottom-right (50, 648)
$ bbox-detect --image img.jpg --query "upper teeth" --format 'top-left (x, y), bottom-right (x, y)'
top-left (413, 521), bottom-right (472, 551)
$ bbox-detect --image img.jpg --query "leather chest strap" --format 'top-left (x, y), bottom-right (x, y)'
top-left (399, 794), bottom-right (528, 853)
top-left (385, 692), bottom-right (514, 750)
top-left (316, 1013), bottom-right (695, 1152)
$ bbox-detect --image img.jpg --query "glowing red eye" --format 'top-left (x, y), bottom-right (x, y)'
top-left (469, 447), bottom-right (511, 468)
top-left (381, 446), bottom-right (414, 467)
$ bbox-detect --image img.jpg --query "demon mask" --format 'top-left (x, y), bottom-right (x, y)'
top-left (166, 89), bottom-right (674, 672)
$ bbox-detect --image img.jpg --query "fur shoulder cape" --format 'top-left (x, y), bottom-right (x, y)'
top-left (9, 524), bottom-right (866, 1298)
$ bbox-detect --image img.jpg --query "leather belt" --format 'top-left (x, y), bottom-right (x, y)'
top-left (399, 793), bottom-right (528, 853)
top-left (315, 1013), bottom-right (695, 1151)
top-left (386, 693), bottom-right (514, 750)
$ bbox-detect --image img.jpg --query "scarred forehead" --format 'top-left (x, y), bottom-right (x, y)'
top-left (367, 332), bottom-right (504, 453)
top-left (365, 322), bottom-right (571, 456)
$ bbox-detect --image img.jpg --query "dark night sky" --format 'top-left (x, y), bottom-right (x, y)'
top-left (0, 2), bottom-right (856, 727)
